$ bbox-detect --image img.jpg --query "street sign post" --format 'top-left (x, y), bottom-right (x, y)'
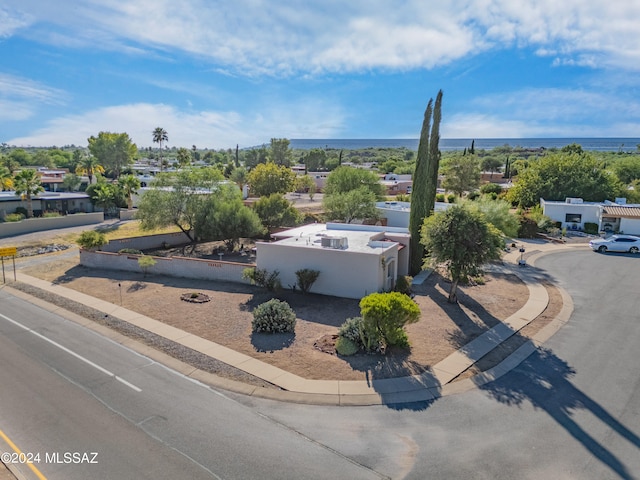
top-left (0, 246), bottom-right (17, 283)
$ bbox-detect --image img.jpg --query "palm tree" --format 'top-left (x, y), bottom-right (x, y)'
top-left (75, 155), bottom-right (105, 185)
top-left (0, 166), bottom-right (13, 191)
top-left (13, 169), bottom-right (44, 218)
top-left (118, 174), bottom-right (141, 210)
top-left (152, 127), bottom-right (168, 171)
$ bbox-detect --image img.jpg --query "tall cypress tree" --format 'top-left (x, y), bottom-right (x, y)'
top-left (409, 90), bottom-right (443, 275)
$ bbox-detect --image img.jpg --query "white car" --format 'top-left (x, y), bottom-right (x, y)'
top-left (589, 234), bottom-right (640, 254)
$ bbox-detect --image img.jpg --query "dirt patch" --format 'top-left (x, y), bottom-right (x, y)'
top-left (22, 257), bottom-right (540, 382)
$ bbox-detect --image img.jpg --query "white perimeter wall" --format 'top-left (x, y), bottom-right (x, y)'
top-left (101, 232), bottom-right (193, 252)
top-left (80, 250), bottom-right (252, 284)
top-left (256, 242), bottom-right (397, 299)
top-left (0, 212), bottom-right (104, 238)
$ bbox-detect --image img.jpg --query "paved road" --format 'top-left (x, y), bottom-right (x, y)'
top-left (1, 248), bottom-right (638, 479)
top-left (230, 249), bottom-right (640, 479)
top-left (0, 292), bottom-right (381, 480)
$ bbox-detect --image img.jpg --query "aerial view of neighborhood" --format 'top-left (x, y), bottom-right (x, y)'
top-left (1, 2), bottom-right (639, 479)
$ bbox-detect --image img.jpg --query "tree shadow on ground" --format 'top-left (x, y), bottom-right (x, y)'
top-left (250, 332), bottom-right (295, 352)
top-left (481, 347), bottom-right (639, 480)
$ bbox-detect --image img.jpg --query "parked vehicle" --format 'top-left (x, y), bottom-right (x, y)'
top-left (589, 235), bottom-right (640, 254)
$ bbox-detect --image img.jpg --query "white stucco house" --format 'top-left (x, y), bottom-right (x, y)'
top-left (375, 201), bottom-right (452, 228)
top-left (541, 197), bottom-right (640, 235)
top-left (256, 223), bottom-right (410, 299)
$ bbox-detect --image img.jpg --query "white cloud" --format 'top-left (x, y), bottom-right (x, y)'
top-left (0, 73), bottom-right (66, 121)
top-left (5, 0), bottom-right (638, 74)
top-left (6, 101), bottom-right (346, 148)
top-left (0, 6), bottom-right (31, 38)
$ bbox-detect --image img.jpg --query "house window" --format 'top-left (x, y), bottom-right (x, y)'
top-left (565, 213), bottom-right (582, 223)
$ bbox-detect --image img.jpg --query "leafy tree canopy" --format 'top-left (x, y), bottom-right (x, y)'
top-left (253, 193), bottom-right (301, 230)
top-left (421, 205), bottom-right (503, 303)
top-left (247, 162), bottom-right (296, 197)
top-left (269, 138), bottom-right (293, 167)
top-left (323, 166), bottom-right (384, 198)
top-left (88, 131), bottom-right (137, 178)
top-left (506, 152), bottom-right (620, 207)
top-left (442, 154), bottom-right (481, 197)
top-left (323, 187), bottom-right (379, 224)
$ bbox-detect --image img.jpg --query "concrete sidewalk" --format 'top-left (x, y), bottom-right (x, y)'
top-left (4, 241), bottom-right (580, 405)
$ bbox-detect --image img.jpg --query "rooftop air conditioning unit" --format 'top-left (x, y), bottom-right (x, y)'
top-left (321, 236), bottom-right (348, 249)
top-left (565, 197), bottom-right (583, 204)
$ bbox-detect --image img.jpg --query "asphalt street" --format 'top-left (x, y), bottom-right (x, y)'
top-left (0, 248), bottom-right (638, 479)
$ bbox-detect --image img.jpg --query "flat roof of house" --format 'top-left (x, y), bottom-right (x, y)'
top-left (376, 201), bottom-right (451, 212)
top-left (264, 223), bottom-right (408, 255)
top-left (0, 191), bottom-right (89, 202)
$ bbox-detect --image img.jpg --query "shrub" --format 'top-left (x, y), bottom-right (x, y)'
top-left (252, 299), bottom-right (296, 333)
top-left (242, 267), bottom-right (281, 291)
top-left (295, 268), bottom-right (320, 294)
top-left (5, 213), bottom-right (24, 222)
top-left (138, 255), bottom-right (156, 276)
top-left (480, 183), bottom-right (503, 195)
top-left (118, 248), bottom-right (143, 254)
top-left (338, 316), bottom-right (381, 353)
top-left (467, 191), bottom-right (480, 201)
top-left (394, 275), bottom-right (413, 295)
top-left (584, 222), bottom-right (599, 234)
top-left (447, 193), bottom-right (456, 203)
top-left (517, 216), bottom-right (539, 238)
top-left (14, 207), bottom-right (28, 217)
top-left (359, 292), bottom-right (420, 350)
top-left (395, 193), bottom-right (410, 202)
top-left (77, 230), bottom-right (108, 250)
top-left (42, 211), bottom-right (61, 218)
top-left (335, 337), bottom-right (359, 356)
top-left (435, 193), bottom-right (445, 202)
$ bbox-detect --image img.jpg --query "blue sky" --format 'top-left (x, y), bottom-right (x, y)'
top-left (1, 1), bottom-right (639, 149)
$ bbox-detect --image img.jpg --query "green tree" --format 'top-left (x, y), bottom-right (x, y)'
top-left (507, 152), bottom-right (620, 207)
top-left (8, 149), bottom-right (32, 166)
top-left (421, 205), bottom-right (503, 303)
top-left (152, 127), bottom-right (168, 170)
top-left (323, 166), bottom-right (384, 197)
top-left (481, 155), bottom-right (503, 179)
top-left (229, 166), bottom-right (248, 190)
top-left (176, 147), bottom-right (192, 167)
top-left (303, 148), bottom-right (327, 171)
top-left (253, 193), bottom-right (301, 230)
top-left (90, 183), bottom-right (123, 217)
top-left (442, 154), bottom-right (481, 197)
top-left (118, 174), bottom-right (141, 210)
top-left (323, 187), bottom-right (379, 223)
top-left (88, 132), bottom-right (137, 178)
top-left (0, 166), bottom-right (13, 191)
top-left (269, 138), bottom-right (293, 167)
top-left (195, 185), bottom-right (265, 251)
top-left (75, 154), bottom-right (105, 184)
top-left (611, 157), bottom-right (640, 185)
top-left (359, 292), bottom-right (421, 349)
top-left (137, 168), bottom-right (225, 242)
top-left (295, 175), bottom-right (316, 200)
top-left (62, 173), bottom-right (82, 192)
top-left (244, 145), bottom-right (269, 169)
top-left (462, 197), bottom-right (520, 237)
top-left (247, 162), bottom-right (296, 197)
top-left (409, 89), bottom-right (443, 275)
top-left (13, 169), bottom-right (44, 218)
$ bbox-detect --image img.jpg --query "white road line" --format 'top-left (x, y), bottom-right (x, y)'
top-left (0, 312), bottom-right (142, 393)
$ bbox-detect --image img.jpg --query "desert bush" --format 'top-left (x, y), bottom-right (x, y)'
top-left (447, 193), bottom-right (456, 203)
top-left (42, 211), bottom-right (61, 218)
top-left (335, 337), bottom-right (359, 356)
top-left (467, 191), bottom-right (480, 201)
top-left (338, 316), bottom-right (381, 353)
top-left (5, 213), bottom-right (24, 222)
top-left (118, 248), bottom-right (143, 254)
top-left (394, 275), bottom-right (413, 295)
top-left (252, 299), bottom-right (296, 333)
top-left (359, 292), bottom-right (420, 350)
top-left (76, 230), bottom-right (108, 250)
top-left (14, 207), bottom-right (28, 217)
top-left (435, 193), bottom-right (445, 202)
top-left (584, 222), bottom-right (599, 234)
top-left (138, 255), bottom-right (156, 277)
top-left (295, 268), bottom-right (320, 294)
top-left (480, 183), bottom-right (503, 195)
top-left (242, 267), bottom-right (281, 291)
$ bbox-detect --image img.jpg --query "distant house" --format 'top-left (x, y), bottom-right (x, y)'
top-left (541, 197), bottom-right (640, 235)
top-left (375, 201), bottom-right (452, 228)
top-left (0, 191), bottom-right (93, 217)
top-left (256, 223), bottom-right (410, 299)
